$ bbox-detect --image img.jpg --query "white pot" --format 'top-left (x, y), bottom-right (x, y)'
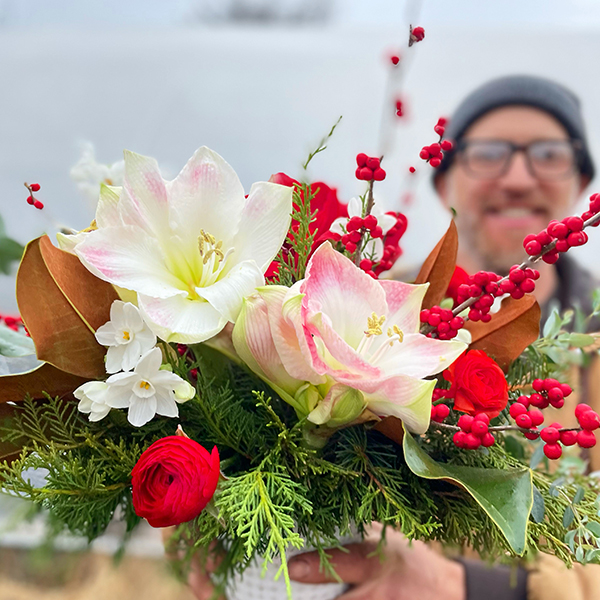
top-left (225, 531), bottom-right (362, 600)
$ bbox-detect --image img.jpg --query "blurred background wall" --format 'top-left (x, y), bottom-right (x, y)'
top-left (1, 0), bottom-right (600, 312)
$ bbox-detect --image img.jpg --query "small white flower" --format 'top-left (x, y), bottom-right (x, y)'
top-left (70, 142), bottom-right (124, 204)
top-left (331, 197), bottom-right (397, 261)
top-left (95, 301), bottom-right (157, 373)
top-left (105, 348), bottom-right (195, 427)
top-left (74, 381), bottom-right (111, 422)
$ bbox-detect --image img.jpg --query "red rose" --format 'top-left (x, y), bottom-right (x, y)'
top-left (131, 436), bottom-right (220, 528)
top-left (443, 350), bottom-right (508, 418)
top-left (266, 173), bottom-right (348, 278)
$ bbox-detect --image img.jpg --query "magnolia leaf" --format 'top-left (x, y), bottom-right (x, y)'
top-left (16, 236), bottom-right (117, 379)
top-left (465, 295), bottom-right (541, 371)
top-left (414, 220), bottom-right (458, 309)
top-left (403, 429), bottom-right (533, 555)
top-left (0, 361), bottom-right (87, 403)
top-left (0, 236), bottom-right (24, 275)
top-left (373, 416), bottom-right (405, 446)
top-left (0, 325), bottom-right (35, 357)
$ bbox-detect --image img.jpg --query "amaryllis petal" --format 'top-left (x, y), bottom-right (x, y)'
top-left (197, 260), bottom-right (264, 323)
top-left (138, 293), bottom-right (226, 344)
top-left (96, 184), bottom-right (122, 229)
top-left (373, 333), bottom-right (467, 379)
top-left (75, 226), bottom-right (185, 299)
top-left (166, 146), bottom-right (245, 248)
top-left (302, 242), bottom-right (387, 346)
top-left (365, 376), bottom-right (435, 434)
top-left (232, 182), bottom-right (293, 271)
top-left (379, 280), bottom-right (429, 334)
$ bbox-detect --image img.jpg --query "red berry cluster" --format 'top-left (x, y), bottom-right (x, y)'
top-left (395, 99), bottom-right (403, 118)
top-left (454, 270), bottom-right (501, 322)
top-left (355, 154), bottom-right (386, 182)
top-left (497, 265), bottom-right (540, 300)
top-left (453, 414), bottom-right (495, 450)
top-left (431, 402), bottom-right (450, 422)
top-left (419, 306), bottom-right (465, 340)
top-left (24, 182), bottom-right (43, 210)
top-left (419, 119), bottom-right (452, 169)
top-left (0, 313), bottom-right (24, 332)
top-left (409, 25), bottom-right (425, 46)
top-left (347, 212), bottom-right (408, 277)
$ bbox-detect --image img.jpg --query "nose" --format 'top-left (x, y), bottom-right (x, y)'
top-left (498, 151), bottom-right (538, 193)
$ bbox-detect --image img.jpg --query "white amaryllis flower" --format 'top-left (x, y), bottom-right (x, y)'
top-left (104, 348), bottom-right (195, 427)
top-left (95, 300), bottom-right (157, 373)
top-left (74, 381), bottom-right (111, 422)
top-left (70, 142), bottom-right (125, 204)
top-left (331, 197), bottom-right (396, 261)
top-left (61, 147), bottom-right (293, 344)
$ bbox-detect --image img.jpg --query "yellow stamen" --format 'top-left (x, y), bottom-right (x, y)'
top-left (365, 312), bottom-right (386, 337)
top-left (139, 381), bottom-right (151, 390)
top-left (122, 331), bottom-right (130, 341)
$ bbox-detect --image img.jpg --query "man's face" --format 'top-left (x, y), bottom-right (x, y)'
top-left (436, 106), bottom-right (587, 273)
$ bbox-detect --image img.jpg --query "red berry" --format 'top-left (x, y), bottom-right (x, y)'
top-left (544, 443), bottom-right (563, 460)
top-left (349, 231), bottom-right (362, 244)
top-left (528, 409), bottom-right (544, 426)
top-left (428, 313), bottom-right (441, 327)
top-left (420, 309), bottom-right (430, 323)
top-left (575, 403), bottom-right (592, 418)
top-left (440, 309), bottom-right (454, 321)
top-left (450, 316), bottom-right (464, 330)
top-left (434, 125), bottom-right (445, 136)
top-left (359, 167), bottom-right (373, 181)
top-left (453, 431), bottom-right (467, 448)
top-left (458, 414), bottom-right (474, 432)
top-left (412, 26), bottom-right (425, 41)
top-left (468, 308), bottom-right (481, 321)
top-left (465, 433), bottom-right (481, 450)
top-left (560, 384), bottom-right (572, 397)
top-left (509, 403), bottom-right (527, 418)
top-left (347, 216), bottom-right (364, 232)
top-left (30, 183), bottom-right (41, 192)
top-left (524, 240), bottom-right (542, 255)
top-left (524, 429), bottom-right (540, 440)
top-left (441, 140), bottom-right (453, 151)
top-left (560, 430), bottom-right (578, 446)
top-left (390, 55), bottom-right (400, 65)
top-left (579, 410), bottom-right (600, 431)
top-left (419, 148), bottom-right (430, 160)
top-left (509, 268), bottom-right (526, 283)
top-left (371, 226), bottom-right (384, 239)
top-left (577, 430), bottom-right (597, 448)
top-left (564, 215), bottom-right (584, 231)
top-left (511, 288), bottom-right (525, 300)
top-left (429, 157), bottom-right (442, 168)
top-left (363, 214), bottom-right (378, 230)
top-left (532, 378), bottom-right (544, 392)
top-left (474, 413), bottom-right (490, 424)
top-left (436, 404), bottom-right (450, 421)
top-left (567, 231), bottom-right (588, 247)
top-left (409, 166), bottom-right (416, 173)
top-left (437, 117), bottom-right (447, 127)
top-left (26, 195), bottom-right (34, 205)
top-left (345, 242), bottom-right (357, 253)
top-left (547, 387), bottom-right (563, 403)
top-left (373, 168), bottom-right (386, 181)
top-left (516, 395), bottom-right (530, 407)
top-left (482, 432), bottom-right (496, 447)
top-left (515, 413), bottom-right (533, 429)
top-left (437, 322), bottom-right (450, 334)
top-left (549, 222), bottom-right (569, 239)
top-left (471, 420), bottom-right (488, 436)
top-left (542, 251), bottom-right (559, 264)
top-left (555, 239), bottom-right (570, 253)
top-left (540, 426), bottom-right (560, 444)
top-left (499, 280), bottom-right (516, 293)
top-left (356, 153), bottom-right (368, 167)
top-left (428, 143), bottom-right (441, 156)
top-left (529, 393), bottom-right (545, 407)
top-left (360, 259), bottom-right (373, 272)
top-left (521, 278), bottom-right (536, 293)
top-left (33, 200), bottom-right (44, 209)
top-left (367, 157), bottom-right (380, 170)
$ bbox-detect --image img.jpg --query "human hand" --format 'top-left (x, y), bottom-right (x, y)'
top-left (287, 525), bottom-right (466, 600)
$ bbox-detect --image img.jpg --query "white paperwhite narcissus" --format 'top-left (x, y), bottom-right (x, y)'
top-left (74, 381), bottom-right (111, 422)
top-left (59, 146), bottom-right (293, 344)
top-left (70, 142), bottom-right (124, 204)
top-left (103, 348), bottom-right (195, 427)
top-left (95, 300), bottom-right (157, 373)
top-left (330, 196), bottom-right (396, 261)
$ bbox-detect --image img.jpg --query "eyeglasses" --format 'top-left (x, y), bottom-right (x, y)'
top-left (456, 139), bottom-right (583, 180)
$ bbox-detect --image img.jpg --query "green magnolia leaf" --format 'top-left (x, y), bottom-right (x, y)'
top-left (0, 324), bottom-right (35, 357)
top-left (0, 236), bottom-right (24, 275)
top-left (403, 430), bottom-right (533, 555)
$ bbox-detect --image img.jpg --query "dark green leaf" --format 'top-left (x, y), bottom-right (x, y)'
top-left (531, 485), bottom-right (546, 523)
top-left (403, 430), bottom-right (533, 555)
top-left (574, 486), bottom-right (585, 505)
top-left (563, 506), bottom-right (575, 528)
top-left (0, 236), bottom-right (24, 275)
top-left (530, 443), bottom-right (546, 470)
top-left (504, 435), bottom-right (526, 460)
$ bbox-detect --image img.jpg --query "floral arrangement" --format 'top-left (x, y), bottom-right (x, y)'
top-left (3, 138), bottom-right (600, 600)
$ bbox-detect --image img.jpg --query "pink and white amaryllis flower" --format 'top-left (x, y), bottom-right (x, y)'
top-left (239, 243), bottom-right (467, 433)
top-left (59, 147), bottom-right (293, 344)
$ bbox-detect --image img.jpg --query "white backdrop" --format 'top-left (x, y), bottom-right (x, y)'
top-left (1, 24), bottom-right (600, 311)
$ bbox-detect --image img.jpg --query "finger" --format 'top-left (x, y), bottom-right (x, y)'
top-left (288, 542), bottom-right (384, 585)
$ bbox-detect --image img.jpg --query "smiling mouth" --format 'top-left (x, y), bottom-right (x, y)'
top-left (483, 206), bottom-right (549, 224)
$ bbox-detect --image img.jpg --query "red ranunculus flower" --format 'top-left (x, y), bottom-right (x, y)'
top-left (266, 173), bottom-right (348, 278)
top-left (443, 350), bottom-right (508, 418)
top-left (446, 266), bottom-right (470, 305)
top-left (131, 436), bottom-right (220, 528)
